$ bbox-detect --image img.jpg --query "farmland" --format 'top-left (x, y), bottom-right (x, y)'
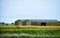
top-left (0, 26), bottom-right (60, 35)
top-left (0, 26), bottom-right (60, 38)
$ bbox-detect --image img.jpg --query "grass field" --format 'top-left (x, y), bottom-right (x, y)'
top-left (0, 26), bottom-right (60, 35)
top-left (0, 26), bottom-right (60, 29)
top-left (0, 26), bottom-right (60, 38)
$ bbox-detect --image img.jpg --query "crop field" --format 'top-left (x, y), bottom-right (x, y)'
top-left (0, 26), bottom-right (60, 34)
top-left (0, 26), bottom-right (60, 38)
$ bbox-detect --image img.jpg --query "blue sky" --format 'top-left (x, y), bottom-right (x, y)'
top-left (0, 0), bottom-right (60, 23)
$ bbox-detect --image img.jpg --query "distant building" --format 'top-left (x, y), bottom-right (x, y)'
top-left (23, 20), bottom-right (31, 26)
top-left (14, 19), bottom-right (60, 26)
top-left (15, 20), bottom-right (22, 26)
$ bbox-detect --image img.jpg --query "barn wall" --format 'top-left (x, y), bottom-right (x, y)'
top-left (15, 20), bottom-right (22, 26)
top-left (23, 20), bottom-right (31, 26)
top-left (31, 22), bottom-right (60, 26)
top-left (31, 22), bottom-right (41, 26)
top-left (47, 22), bottom-right (60, 26)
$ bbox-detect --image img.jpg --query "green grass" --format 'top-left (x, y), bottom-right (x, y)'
top-left (0, 26), bottom-right (60, 38)
top-left (0, 26), bottom-right (60, 35)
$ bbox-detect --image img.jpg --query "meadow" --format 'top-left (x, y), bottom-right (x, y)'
top-left (0, 26), bottom-right (60, 38)
top-left (0, 26), bottom-right (60, 35)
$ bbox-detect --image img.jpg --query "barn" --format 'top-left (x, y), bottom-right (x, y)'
top-left (15, 19), bottom-right (60, 26)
